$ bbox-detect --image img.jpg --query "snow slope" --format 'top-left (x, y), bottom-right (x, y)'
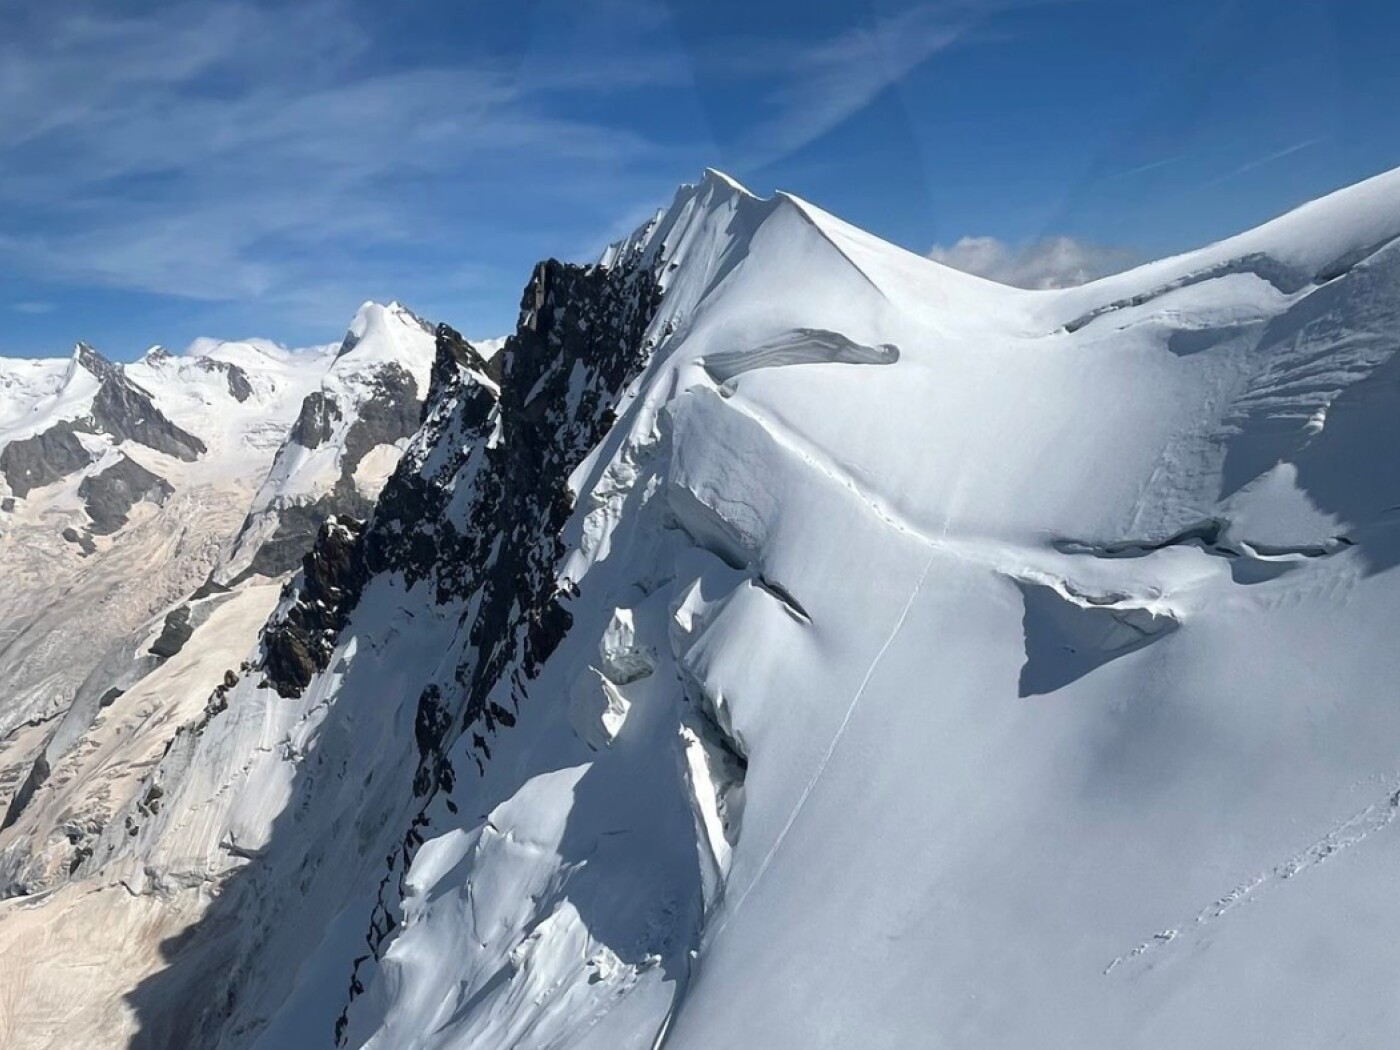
top-left (6, 167), bottom-right (1400, 1050)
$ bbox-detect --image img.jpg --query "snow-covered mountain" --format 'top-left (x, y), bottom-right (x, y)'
top-left (3, 167), bottom-right (1400, 1049)
top-left (215, 302), bottom-right (436, 585)
top-left (0, 303), bottom-right (434, 911)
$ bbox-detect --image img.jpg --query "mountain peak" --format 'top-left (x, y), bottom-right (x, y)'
top-left (7, 166), bottom-right (1400, 1050)
top-left (699, 167), bottom-right (755, 198)
top-left (337, 300), bottom-right (433, 360)
top-left (63, 341), bottom-right (122, 390)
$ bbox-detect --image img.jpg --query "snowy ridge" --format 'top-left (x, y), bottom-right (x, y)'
top-left (3, 168), bottom-right (1400, 1050)
top-left (0, 352), bottom-right (99, 446)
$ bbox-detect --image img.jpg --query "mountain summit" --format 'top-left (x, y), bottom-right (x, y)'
top-left (2, 169), bottom-right (1400, 1048)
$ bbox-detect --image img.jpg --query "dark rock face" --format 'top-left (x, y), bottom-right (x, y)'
top-left (289, 392), bottom-right (342, 450)
top-left (365, 259), bottom-right (661, 789)
top-left (341, 364), bottom-right (421, 477)
top-left (1, 345), bottom-right (205, 500)
top-left (0, 423), bottom-right (96, 497)
top-left (261, 517), bottom-right (371, 698)
top-left (77, 454), bottom-right (174, 535)
top-left (422, 328), bottom-right (489, 421)
top-left (81, 345), bottom-right (206, 461)
top-left (330, 256), bottom-right (662, 1038)
top-left (196, 357), bottom-right (254, 402)
top-left (122, 253), bottom-right (664, 1048)
top-left (149, 604), bottom-right (195, 660)
top-left (61, 525), bottom-right (97, 555)
top-left (0, 752), bottom-right (50, 836)
top-left (236, 484), bottom-right (374, 584)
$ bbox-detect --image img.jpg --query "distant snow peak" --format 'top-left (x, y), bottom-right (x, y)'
top-left (469, 335), bottom-right (508, 361)
top-left (212, 300), bottom-right (436, 584)
top-left (338, 300), bottom-right (434, 358)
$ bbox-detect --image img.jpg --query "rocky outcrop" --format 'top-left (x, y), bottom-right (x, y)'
top-left (0, 345), bottom-right (204, 501)
top-left (331, 253), bottom-right (663, 1036)
top-left (288, 391), bottom-right (342, 449)
top-left (0, 422), bottom-right (96, 497)
top-left (79, 344), bottom-right (207, 461)
top-left (196, 356), bottom-right (254, 402)
top-left (77, 454), bottom-right (174, 534)
top-left (340, 363), bottom-right (421, 476)
top-left (261, 516), bottom-right (371, 698)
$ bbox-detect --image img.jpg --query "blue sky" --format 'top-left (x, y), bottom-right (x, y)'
top-left (2, 0), bottom-right (1397, 358)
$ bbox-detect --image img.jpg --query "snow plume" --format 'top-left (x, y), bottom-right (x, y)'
top-left (927, 234), bottom-right (1138, 288)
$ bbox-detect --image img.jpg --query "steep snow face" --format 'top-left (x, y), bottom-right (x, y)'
top-left (360, 168), bottom-right (1400, 1048)
top-left (7, 167), bottom-right (1400, 1050)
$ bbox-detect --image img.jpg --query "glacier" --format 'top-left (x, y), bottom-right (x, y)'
top-left (1, 166), bottom-right (1399, 1049)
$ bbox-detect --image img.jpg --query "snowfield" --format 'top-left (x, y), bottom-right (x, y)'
top-left (3, 167), bottom-right (1400, 1049)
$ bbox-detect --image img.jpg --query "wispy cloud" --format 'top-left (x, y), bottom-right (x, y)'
top-left (1106, 154), bottom-right (1188, 181)
top-left (11, 302), bottom-right (54, 314)
top-left (928, 235), bottom-right (1138, 288)
top-left (0, 0), bottom-right (1094, 343)
top-left (728, 7), bottom-right (968, 170)
top-left (0, 0), bottom-right (683, 326)
top-left (710, 0), bottom-right (1090, 172)
top-left (1206, 138), bottom-right (1325, 187)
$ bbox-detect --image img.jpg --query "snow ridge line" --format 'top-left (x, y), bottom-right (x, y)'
top-left (774, 193), bottom-right (892, 304)
top-left (708, 545), bottom-right (939, 944)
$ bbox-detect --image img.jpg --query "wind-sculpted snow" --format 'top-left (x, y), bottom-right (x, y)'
top-left (6, 167), bottom-right (1400, 1050)
top-left (699, 327), bottom-right (898, 384)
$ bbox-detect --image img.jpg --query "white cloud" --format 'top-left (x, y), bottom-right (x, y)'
top-left (11, 301), bottom-right (54, 314)
top-left (927, 235), bottom-right (1138, 288)
top-left (732, 7), bottom-right (967, 169)
top-left (714, 0), bottom-right (1091, 171)
top-left (0, 1), bottom-right (682, 321)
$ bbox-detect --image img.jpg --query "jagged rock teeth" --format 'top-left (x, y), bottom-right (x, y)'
top-left (261, 515), bottom-right (370, 699)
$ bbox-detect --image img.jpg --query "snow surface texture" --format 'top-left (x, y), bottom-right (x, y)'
top-left (4, 167), bottom-right (1400, 1049)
